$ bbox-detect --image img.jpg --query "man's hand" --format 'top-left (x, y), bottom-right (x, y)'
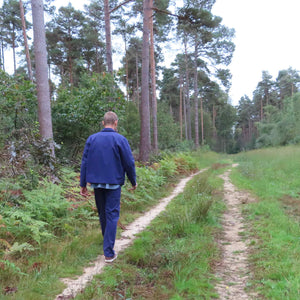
top-left (80, 186), bottom-right (89, 197)
top-left (129, 183), bottom-right (138, 191)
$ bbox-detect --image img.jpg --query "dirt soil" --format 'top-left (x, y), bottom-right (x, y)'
top-left (214, 164), bottom-right (257, 299)
top-left (55, 168), bottom-right (207, 300)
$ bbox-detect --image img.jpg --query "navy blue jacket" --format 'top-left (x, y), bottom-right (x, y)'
top-left (80, 128), bottom-right (136, 187)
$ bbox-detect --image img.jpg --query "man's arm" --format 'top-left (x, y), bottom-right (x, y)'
top-left (80, 137), bottom-right (91, 190)
top-left (119, 138), bottom-right (137, 187)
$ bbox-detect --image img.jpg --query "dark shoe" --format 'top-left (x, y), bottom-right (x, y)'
top-left (105, 253), bottom-right (118, 263)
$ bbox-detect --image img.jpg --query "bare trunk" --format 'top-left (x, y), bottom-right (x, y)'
top-left (104, 0), bottom-right (113, 73)
top-left (194, 41), bottom-right (199, 148)
top-left (260, 96), bottom-right (263, 121)
top-left (95, 45), bottom-right (99, 72)
top-left (184, 35), bottom-right (191, 140)
top-left (212, 104), bottom-right (217, 139)
top-left (19, 0), bottom-right (33, 82)
top-left (139, 0), bottom-right (151, 162)
top-left (125, 39), bottom-right (129, 101)
top-left (136, 52), bottom-right (139, 110)
top-left (31, 0), bottom-right (54, 156)
top-left (179, 75), bottom-right (183, 141)
top-left (68, 54), bottom-right (73, 85)
top-left (12, 26), bottom-right (17, 73)
top-left (183, 91), bottom-right (188, 140)
top-left (0, 43), bottom-right (2, 70)
top-left (200, 96), bottom-right (204, 145)
top-left (149, 0), bottom-right (158, 153)
top-left (1, 41), bottom-right (4, 71)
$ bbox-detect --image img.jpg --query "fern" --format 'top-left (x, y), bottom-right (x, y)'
top-left (5, 242), bottom-right (35, 255)
top-left (0, 259), bottom-right (27, 276)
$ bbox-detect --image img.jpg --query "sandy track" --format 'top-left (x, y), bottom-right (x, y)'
top-left (55, 168), bottom-right (208, 300)
top-left (214, 165), bottom-right (256, 300)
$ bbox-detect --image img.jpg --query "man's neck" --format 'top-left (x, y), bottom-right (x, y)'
top-left (104, 125), bottom-right (116, 131)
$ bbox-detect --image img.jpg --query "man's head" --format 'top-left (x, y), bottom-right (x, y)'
top-left (102, 111), bottom-right (118, 130)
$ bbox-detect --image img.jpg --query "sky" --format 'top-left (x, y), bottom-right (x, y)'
top-left (2, 0), bottom-right (300, 106)
top-left (212, 0), bottom-right (300, 105)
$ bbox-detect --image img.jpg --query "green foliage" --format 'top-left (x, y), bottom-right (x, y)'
top-left (52, 72), bottom-right (126, 160)
top-left (255, 93), bottom-right (300, 148)
top-left (0, 70), bottom-right (37, 147)
top-left (121, 151), bottom-right (198, 215)
top-left (157, 103), bottom-right (181, 150)
top-left (122, 166), bottom-right (166, 210)
top-left (0, 259), bottom-right (27, 276)
top-left (157, 156), bottom-right (178, 178)
top-left (121, 101), bottom-right (140, 151)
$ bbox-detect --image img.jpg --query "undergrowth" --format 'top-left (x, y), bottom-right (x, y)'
top-left (0, 150), bottom-right (214, 299)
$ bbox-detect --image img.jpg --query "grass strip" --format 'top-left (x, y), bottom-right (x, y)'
top-left (231, 145), bottom-right (300, 299)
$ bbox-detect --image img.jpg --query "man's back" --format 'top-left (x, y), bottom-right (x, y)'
top-left (80, 128), bottom-right (136, 187)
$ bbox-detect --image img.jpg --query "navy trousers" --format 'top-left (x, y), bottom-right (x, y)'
top-left (94, 187), bottom-right (121, 257)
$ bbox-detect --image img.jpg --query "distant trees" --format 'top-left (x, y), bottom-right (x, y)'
top-left (235, 68), bottom-right (300, 151)
top-left (1, 0), bottom-right (23, 73)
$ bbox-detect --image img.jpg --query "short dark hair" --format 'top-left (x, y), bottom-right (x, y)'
top-left (103, 111), bottom-right (118, 125)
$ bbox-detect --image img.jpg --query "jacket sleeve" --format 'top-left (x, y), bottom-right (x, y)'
top-left (80, 137), bottom-right (91, 187)
top-left (119, 138), bottom-right (136, 186)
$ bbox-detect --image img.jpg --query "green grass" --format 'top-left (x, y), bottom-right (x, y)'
top-left (75, 167), bottom-right (226, 300)
top-left (231, 145), bottom-right (300, 299)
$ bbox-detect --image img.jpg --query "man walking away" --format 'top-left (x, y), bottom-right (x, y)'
top-left (80, 111), bottom-right (137, 263)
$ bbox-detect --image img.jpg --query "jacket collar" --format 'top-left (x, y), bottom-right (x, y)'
top-left (101, 128), bottom-right (116, 133)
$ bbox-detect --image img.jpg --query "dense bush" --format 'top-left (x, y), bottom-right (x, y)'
top-left (52, 72), bottom-right (126, 160)
top-left (256, 93), bottom-right (300, 148)
top-left (0, 70), bottom-right (37, 147)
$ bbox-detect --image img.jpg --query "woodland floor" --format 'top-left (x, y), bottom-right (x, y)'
top-left (55, 165), bottom-right (258, 300)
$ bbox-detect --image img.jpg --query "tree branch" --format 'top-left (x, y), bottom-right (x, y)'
top-left (109, 0), bottom-right (135, 14)
top-left (151, 7), bottom-right (183, 19)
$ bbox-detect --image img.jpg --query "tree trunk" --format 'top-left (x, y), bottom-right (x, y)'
top-left (19, 0), bottom-right (33, 82)
top-left (184, 34), bottom-right (191, 140)
top-left (193, 41), bottom-right (199, 148)
top-left (260, 96), bottom-right (263, 121)
top-left (183, 90), bottom-right (188, 140)
top-left (139, 0), bottom-right (151, 162)
top-left (95, 45), bottom-right (100, 73)
top-left (104, 0), bottom-right (113, 73)
top-left (135, 52), bottom-right (139, 110)
top-left (149, 0), bottom-right (158, 153)
top-left (179, 75), bottom-right (183, 141)
top-left (125, 38), bottom-right (129, 101)
top-left (200, 96), bottom-right (204, 145)
top-left (68, 53), bottom-right (73, 85)
top-left (12, 25), bottom-right (17, 73)
top-left (1, 41), bottom-right (4, 71)
top-left (212, 104), bottom-right (217, 139)
top-left (31, 0), bottom-right (55, 156)
top-left (0, 41), bottom-right (3, 70)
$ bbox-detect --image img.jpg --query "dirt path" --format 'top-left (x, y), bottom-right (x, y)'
top-left (55, 168), bottom-right (208, 300)
top-left (215, 164), bottom-right (256, 300)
